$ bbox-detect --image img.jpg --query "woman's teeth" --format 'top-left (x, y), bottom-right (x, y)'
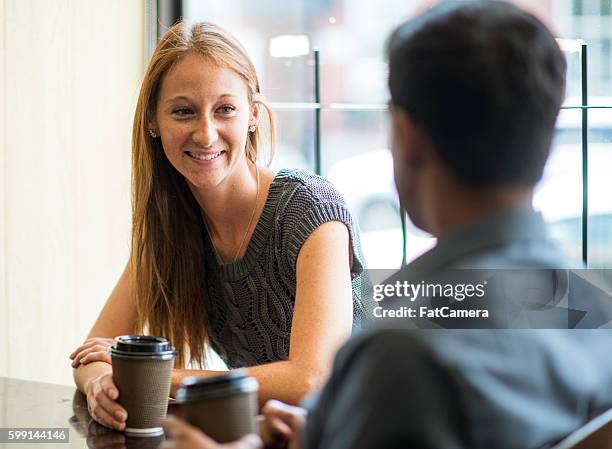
top-left (187, 151), bottom-right (223, 161)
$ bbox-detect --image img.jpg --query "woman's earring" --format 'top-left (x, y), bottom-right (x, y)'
top-left (149, 130), bottom-right (158, 138)
top-left (248, 125), bottom-right (257, 133)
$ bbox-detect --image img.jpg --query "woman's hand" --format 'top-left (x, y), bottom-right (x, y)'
top-left (161, 416), bottom-right (262, 449)
top-left (85, 372), bottom-right (127, 431)
top-left (70, 337), bottom-right (115, 368)
top-left (260, 400), bottom-right (307, 449)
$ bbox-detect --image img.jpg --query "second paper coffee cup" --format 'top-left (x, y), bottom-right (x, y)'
top-left (110, 335), bottom-right (176, 436)
top-left (176, 370), bottom-right (258, 443)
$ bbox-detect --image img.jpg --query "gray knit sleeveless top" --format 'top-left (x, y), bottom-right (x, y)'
top-left (204, 168), bottom-right (367, 368)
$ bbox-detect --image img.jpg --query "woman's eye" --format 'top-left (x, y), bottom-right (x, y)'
top-left (172, 108), bottom-right (194, 116)
top-left (218, 105), bottom-right (236, 115)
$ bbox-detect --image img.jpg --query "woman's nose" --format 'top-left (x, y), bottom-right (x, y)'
top-left (192, 117), bottom-right (218, 147)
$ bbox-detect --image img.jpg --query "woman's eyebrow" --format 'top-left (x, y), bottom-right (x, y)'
top-left (165, 93), bottom-right (240, 104)
top-left (165, 95), bottom-right (191, 104)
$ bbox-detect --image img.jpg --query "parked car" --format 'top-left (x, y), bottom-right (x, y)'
top-left (327, 114), bottom-right (612, 268)
top-left (327, 149), bottom-right (435, 268)
top-left (275, 101), bottom-right (612, 268)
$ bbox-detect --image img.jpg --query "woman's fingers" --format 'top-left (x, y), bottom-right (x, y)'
top-left (71, 337), bottom-right (115, 367)
top-left (80, 351), bottom-right (112, 366)
top-left (70, 341), bottom-right (96, 360)
top-left (89, 403), bottom-right (125, 431)
top-left (70, 337), bottom-right (115, 360)
top-left (70, 338), bottom-right (106, 358)
top-left (87, 374), bottom-right (127, 431)
top-left (99, 375), bottom-right (126, 420)
top-left (87, 388), bottom-right (124, 431)
top-left (72, 345), bottom-right (111, 367)
top-left (95, 387), bottom-right (126, 423)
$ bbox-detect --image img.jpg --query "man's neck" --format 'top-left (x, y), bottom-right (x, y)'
top-left (430, 187), bottom-right (533, 238)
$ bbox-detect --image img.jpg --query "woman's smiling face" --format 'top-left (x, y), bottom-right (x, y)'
top-left (154, 52), bottom-right (257, 190)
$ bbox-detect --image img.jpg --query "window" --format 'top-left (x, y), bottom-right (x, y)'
top-left (182, 0), bottom-right (612, 268)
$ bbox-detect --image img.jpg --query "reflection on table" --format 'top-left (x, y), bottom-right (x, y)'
top-left (0, 377), bottom-right (172, 449)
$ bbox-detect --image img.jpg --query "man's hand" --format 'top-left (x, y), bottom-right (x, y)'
top-left (161, 416), bottom-right (262, 449)
top-left (260, 400), bottom-right (307, 449)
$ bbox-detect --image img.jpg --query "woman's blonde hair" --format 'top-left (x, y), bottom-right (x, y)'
top-left (130, 21), bottom-right (276, 368)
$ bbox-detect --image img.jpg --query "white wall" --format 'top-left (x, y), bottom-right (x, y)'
top-left (1, 0), bottom-right (8, 380)
top-left (1, 0), bottom-right (144, 386)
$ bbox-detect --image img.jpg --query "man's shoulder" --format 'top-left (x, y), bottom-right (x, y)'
top-left (408, 206), bottom-right (583, 272)
top-left (336, 329), bottom-right (495, 368)
top-left (333, 329), bottom-right (442, 377)
top-left (456, 240), bottom-right (582, 269)
top-left (339, 329), bottom-right (612, 379)
top-left (317, 329), bottom-right (612, 449)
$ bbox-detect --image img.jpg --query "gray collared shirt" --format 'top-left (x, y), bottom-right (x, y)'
top-left (407, 203), bottom-right (580, 275)
top-left (303, 206), bottom-right (612, 449)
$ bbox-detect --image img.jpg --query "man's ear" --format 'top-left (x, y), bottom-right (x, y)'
top-left (392, 108), bottom-right (425, 168)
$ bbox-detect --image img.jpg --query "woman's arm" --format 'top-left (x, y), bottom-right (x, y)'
top-left (172, 220), bottom-right (354, 407)
top-left (71, 261), bottom-right (138, 430)
top-left (73, 261), bottom-right (138, 392)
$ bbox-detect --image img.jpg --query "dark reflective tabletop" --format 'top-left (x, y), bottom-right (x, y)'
top-left (0, 377), bottom-right (172, 449)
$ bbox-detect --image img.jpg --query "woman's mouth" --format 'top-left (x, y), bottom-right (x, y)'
top-left (185, 150), bottom-right (225, 162)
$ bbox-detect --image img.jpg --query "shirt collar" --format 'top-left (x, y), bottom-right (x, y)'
top-left (407, 203), bottom-right (549, 274)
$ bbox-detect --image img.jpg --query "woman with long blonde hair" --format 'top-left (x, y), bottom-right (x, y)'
top-left (70, 21), bottom-right (367, 431)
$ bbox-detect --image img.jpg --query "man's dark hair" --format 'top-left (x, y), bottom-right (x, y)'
top-left (387, 0), bottom-right (566, 188)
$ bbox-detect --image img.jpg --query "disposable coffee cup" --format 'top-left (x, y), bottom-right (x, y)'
top-left (176, 370), bottom-right (258, 443)
top-left (109, 335), bottom-right (176, 436)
